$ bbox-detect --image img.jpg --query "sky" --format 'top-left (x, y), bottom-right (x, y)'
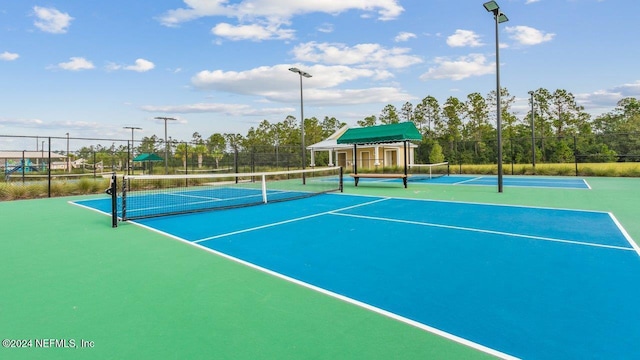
top-left (1, 0), bottom-right (639, 150)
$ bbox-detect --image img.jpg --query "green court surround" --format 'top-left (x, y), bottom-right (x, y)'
top-left (2, 176), bottom-right (639, 359)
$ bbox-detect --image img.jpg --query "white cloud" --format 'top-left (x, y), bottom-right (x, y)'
top-left (317, 23), bottom-right (334, 34)
top-left (447, 30), bottom-right (483, 48)
top-left (190, 63), bottom-right (411, 105)
top-left (302, 87), bottom-right (412, 105)
top-left (420, 54), bottom-right (494, 81)
top-left (1, 51), bottom-right (19, 61)
top-left (107, 59), bottom-right (155, 72)
top-left (610, 81), bottom-right (640, 97)
top-left (505, 26), bottom-right (555, 46)
top-left (159, 0), bottom-right (404, 27)
top-left (157, 0), bottom-right (234, 26)
top-left (160, 1), bottom-right (404, 43)
top-left (140, 103), bottom-right (293, 116)
top-left (576, 80), bottom-right (640, 109)
top-left (54, 57), bottom-right (95, 71)
top-left (126, 59), bottom-right (155, 72)
top-left (525, 0), bottom-right (540, 4)
top-left (292, 42), bottom-right (422, 69)
top-left (212, 22), bottom-right (295, 41)
top-left (0, 118), bottom-right (44, 127)
top-left (395, 32), bottom-right (416, 42)
top-left (0, 117), bottom-right (107, 132)
top-left (32, 6), bottom-right (73, 34)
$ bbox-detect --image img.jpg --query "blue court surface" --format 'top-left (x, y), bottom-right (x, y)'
top-left (433, 175), bottom-right (590, 189)
top-left (75, 193), bottom-right (640, 359)
top-left (357, 175), bottom-right (591, 189)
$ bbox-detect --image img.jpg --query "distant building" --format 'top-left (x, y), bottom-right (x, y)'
top-left (0, 151), bottom-right (67, 170)
top-left (306, 125), bottom-right (418, 170)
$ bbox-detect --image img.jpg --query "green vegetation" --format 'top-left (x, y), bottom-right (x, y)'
top-left (451, 162), bottom-right (640, 177)
top-left (110, 89), bottom-right (637, 171)
top-left (0, 178), bottom-right (109, 201)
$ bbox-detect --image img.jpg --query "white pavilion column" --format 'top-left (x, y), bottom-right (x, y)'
top-left (374, 145), bottom-right (380, 166)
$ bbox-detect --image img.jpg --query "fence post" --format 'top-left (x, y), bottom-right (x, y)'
top-left (573, 135), bottom-right (578, 176)
top-left (108, 173), bottom-right (118, 228)
top-left (510, 138), bottom-right (514, 175)
top-left (21, 150), bottom-right (25, 184)
top-left (48, 137), bottom-right (51, 198)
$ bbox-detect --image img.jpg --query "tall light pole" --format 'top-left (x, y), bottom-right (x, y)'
top-left (124, 126), bottom-right (142, 175)
top-left (528, 91), bottom-right (536, 170)
top-left (154, 117), bottom-right (176, 174)
top-left (289, 67), bottom-right (312, 177)
top-left (484, 1), bottom-right (508, 193)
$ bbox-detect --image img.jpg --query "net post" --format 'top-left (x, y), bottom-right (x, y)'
top-left (121, 176), bottom-right (127, 221)
top-left (261, 174), bottom-right (268, 204)
top-left (339, 166), bottom-right (344, 192)
top-left (108, 173), bottom-right (118, 228)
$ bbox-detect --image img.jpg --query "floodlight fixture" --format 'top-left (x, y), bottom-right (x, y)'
top-left (289, 67), bottom-right (312, 180)
top-left (483, 1), bottom-right (499, 12)
top-left (289, 67), bottom-right (312, 78)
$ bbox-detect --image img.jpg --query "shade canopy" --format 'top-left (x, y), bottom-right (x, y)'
top-left (133, 153), bottom-right (163, 162)
top-left (337, 122), bottom-right (422, 145)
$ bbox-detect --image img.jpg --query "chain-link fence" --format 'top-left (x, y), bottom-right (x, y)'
top-left (2, 131), bottom-right (639, 198)
top-left (0, 135), bottom-right (313, 198)
top-left (416, 132), bottom-right (640, 176)
top-left (0, 135), bottom-right (131, 198)
top-left (167, 144), bottom-right (306, 174)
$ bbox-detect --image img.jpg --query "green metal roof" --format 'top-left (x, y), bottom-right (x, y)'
top-left (337, 122), bottom-right (422, 144)
top-left (133, 153), bottom-right (163, 162)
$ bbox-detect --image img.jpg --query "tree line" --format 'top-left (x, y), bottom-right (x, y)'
top-left (76, 87), bottom-right (640, 169)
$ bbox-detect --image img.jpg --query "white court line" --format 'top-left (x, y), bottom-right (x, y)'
top-left (69, 200), bottom-right (112, 216)
top-left (383, 193), bottom-right (615, 215)
top-left (130, 216), bottom-right (519, 360)
top-left (449, 176), bottom-right (589, 189)
top-left (193, 197), bottom-right (391, 243)
top-left (331, 212), bottom-right (636, 252)
top-left (610, 213), bottom-right (640, 257)
top-left (167, 192), bottom-right (222, 200)
top-left (453, 176), bottom-right (484, 185)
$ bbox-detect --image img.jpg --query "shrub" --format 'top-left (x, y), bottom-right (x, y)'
top-left (0, 183), bottom-right (10, 200)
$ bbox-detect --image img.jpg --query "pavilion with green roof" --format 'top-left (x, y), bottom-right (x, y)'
top-left (337, 122), bottom-right (422, 188)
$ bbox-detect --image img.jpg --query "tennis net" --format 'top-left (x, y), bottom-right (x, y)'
top-left (408, 162), bottom-right (449, 181)
top-left (115, 166), bottom-right (343, 221)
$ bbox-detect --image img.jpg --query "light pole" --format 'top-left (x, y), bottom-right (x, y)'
top-left (154, 117), bottom-right (176, 174)
top-left (484, 1), bottom-right (508, 193)
top-left (124, 126), bottom-right (142, 175)
top-left (528, 91), bottom-right (536, 170)
top-left (65, 132), bottom-right (70, 173)
top-left (289, 67), bottom-right (312, 179)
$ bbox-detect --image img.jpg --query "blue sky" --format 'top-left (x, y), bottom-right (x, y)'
top-left (1, 0), bottom-right (638, 149)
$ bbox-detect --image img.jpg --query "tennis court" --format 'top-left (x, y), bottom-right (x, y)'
top-left (355, 174), bottom-right (590, 189)
top-left (3, 174), bottom-right (640, 359)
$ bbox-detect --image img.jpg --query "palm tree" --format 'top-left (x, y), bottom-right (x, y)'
top-left (193, 143), bottom-right (208, 168)
top-left (174, 143), bottom-right (193, 169)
